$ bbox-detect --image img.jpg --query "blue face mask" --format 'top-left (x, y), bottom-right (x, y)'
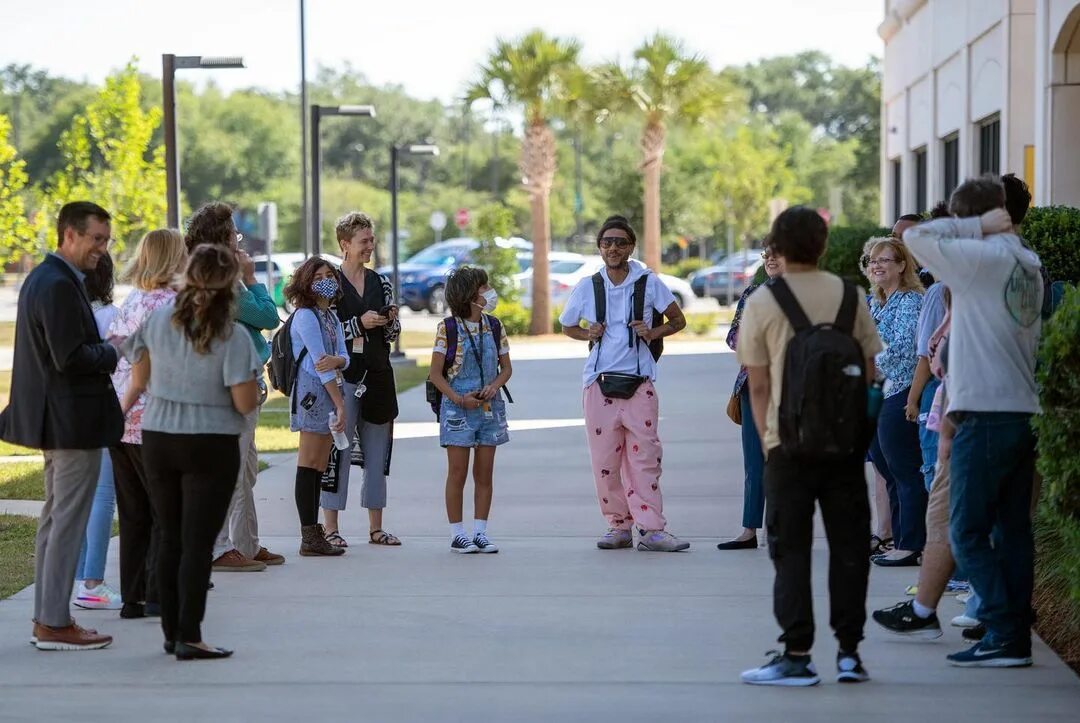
top-left (311, 278), bottom-right (338, 299)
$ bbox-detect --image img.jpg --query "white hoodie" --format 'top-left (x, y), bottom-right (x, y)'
top-left (904, 216), bottom-right (1043, 414)
top-left (559, 258), bottom-right (676, 388)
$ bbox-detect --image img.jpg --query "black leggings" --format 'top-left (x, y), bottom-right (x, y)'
top-left (109, 443), bottom-right (160, 605)
top-left (141, 431), bottom-right (239, 644)
top-left (295, 466), bottom-right (321, 526)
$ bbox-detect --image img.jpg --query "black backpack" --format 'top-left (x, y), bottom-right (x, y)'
top-left (425, 314), bottom-right (512, 419)
top-left (590, 272), bottom-right (664, 361)
top-left (767, 277), bottom-right (869, 461)
top-left (266, 313), bottom-right (308, 412)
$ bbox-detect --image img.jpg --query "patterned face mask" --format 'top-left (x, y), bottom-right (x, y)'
top-left (311, 277), bottom-right (338, 299)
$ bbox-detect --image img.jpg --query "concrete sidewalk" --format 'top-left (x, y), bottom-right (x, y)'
top-left (0, 354), bottom-right (1077, 721)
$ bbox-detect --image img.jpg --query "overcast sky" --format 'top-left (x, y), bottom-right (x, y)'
top-left (3, 0), bottom-right (883, 101)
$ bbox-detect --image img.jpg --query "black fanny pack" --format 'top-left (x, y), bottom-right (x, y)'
top-left (597, 372), bottom-right (646, 400)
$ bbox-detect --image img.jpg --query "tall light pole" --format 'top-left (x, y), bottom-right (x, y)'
top-left (299, 0), bottom-right (309, 256)
top-left (390, 143), bottom-right (440, 358)
top-left (309, 104), bottom-right (376, 255)
top-left (162, 54), bottom-right (244, 228)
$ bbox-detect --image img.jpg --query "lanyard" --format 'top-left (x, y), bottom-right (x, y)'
top-left (459, 316), bottom-right (486, 388)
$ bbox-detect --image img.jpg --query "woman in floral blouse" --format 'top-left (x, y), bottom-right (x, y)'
top-left (863, 237), bottom-right (927, 567)
top-left (108, 228), bottom-right (187, 617)
top-left (717, 247), bottom-right (783, 551)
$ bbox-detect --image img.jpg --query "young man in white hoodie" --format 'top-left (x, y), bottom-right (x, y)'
top-left (560, 215), bottom-right (689, 552)
top-left (903, 176), bottom-right (1043, 668)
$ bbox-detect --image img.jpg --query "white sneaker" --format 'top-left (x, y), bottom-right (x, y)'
top-left (74, 582), bottom-right (123, 610)
top-left (951, 614), bottom-right (979, 628)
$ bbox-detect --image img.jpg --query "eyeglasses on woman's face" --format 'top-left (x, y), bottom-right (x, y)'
top-left (862, 254), bottom-right (898, 267)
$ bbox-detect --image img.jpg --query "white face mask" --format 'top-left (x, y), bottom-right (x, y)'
top-left (475, 288), bottom-right (498, 312)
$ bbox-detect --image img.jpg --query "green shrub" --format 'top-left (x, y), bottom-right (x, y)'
top-left (1022, 206), bottom-right (1080, 284)
top-left (662, 258), bottom-right (710, 280)
top-left (684, 312), bottom-right (720, 336)
top-left (494, 300), bottom-right (530, 336)
top-left (552, 305), bottom-right (564, 334)
top-left (819, 225), bottom-right (891, 286)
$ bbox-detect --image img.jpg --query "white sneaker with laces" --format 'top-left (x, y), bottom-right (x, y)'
top-left (74, 582), bottom-right (123, 610)
top-left (473, 532), bottom-right (499, 553)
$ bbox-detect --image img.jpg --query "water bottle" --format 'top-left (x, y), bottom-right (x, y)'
top-left (867, 374), bottom-right (885, 421)
top-left (328, 411), bottom-right (349, 451)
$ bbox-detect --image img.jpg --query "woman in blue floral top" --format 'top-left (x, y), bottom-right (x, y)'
top-left (717, 247), bottom-right (784, 550)
top-left (863, 237), bottom-right (928, 567)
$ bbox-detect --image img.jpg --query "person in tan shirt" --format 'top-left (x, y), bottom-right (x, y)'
top-left (736, 206), bottom-right (882, 687)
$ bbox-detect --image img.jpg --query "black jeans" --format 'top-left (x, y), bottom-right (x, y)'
top-left (109, 443), bottom-right (160, 605)
top-left (764, 448), bottom-right (871, 653)
top-left (142, 431), bottom-right (239, 644)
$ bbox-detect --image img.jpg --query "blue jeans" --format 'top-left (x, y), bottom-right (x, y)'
top-left (917, 378), bottom-right (940, 492)
top-left (949, 412), bottom-right (1035, 651)
top-left (868, 388), bottom-right (928, 552)
top-left (75, 451), bottom-right (115, 582)
top-left (739, 386), bottom-right (765, 529)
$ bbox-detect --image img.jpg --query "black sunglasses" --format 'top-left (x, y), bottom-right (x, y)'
top-left (598, 237), bottom-right (634, 249)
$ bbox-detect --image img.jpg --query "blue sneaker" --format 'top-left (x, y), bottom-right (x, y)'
top-left (947, 639), bottom-right (1032, 668)
top-left (741, 651), bottom-right (820, 686)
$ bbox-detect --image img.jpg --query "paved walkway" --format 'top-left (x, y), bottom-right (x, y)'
top-left (1, 354), bottom-right (1077, 720)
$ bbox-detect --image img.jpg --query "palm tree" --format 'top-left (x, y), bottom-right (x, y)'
top-left (597, 34), bottom-right (734, 270)
top-left (466, 30), bottom-right (581, 335)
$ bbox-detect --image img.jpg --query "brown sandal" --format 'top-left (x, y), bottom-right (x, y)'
top-left (369, 529), bottom-right (401, 546)
top-left (324, 530), bottom-right (348, 548)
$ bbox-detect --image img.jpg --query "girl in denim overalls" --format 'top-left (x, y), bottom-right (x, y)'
top-left (428, 267), bottom-right (512, 554)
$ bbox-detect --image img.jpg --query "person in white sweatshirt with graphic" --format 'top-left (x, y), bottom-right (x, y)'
top-left (903, 176), bottom-right (1043, 669)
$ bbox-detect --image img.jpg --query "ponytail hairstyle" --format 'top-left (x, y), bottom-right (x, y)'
top-left (172, 243), bottom-right (239, 354)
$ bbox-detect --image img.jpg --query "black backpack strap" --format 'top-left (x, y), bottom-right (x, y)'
top-left (591, 272), bottom-right (606, 326)
top-left (633, 274), bottom-right (648, 322)
top-left (834, 281), bottom-right (858, 334)
top-left (442, 316), bottom-right (458, 380)
top-left (286, 315), bottom-right (308, 415)
top-left (487, 315), bottom-right (514, 403)
top-left (766, 277), bottom-right (812, 333)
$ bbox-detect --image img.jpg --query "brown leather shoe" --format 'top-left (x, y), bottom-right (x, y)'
top-left (33, 621), bottom-right (112, 651)
top-left (211, 549), bottom-right (267, 572)
top-left (253, 547), bottom-right (285, 566)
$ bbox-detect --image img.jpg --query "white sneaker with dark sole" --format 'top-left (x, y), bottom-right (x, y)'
top-left (450, 534), bottom-right (480, 553)
top-left (741, 651), bottom-right (820, 686)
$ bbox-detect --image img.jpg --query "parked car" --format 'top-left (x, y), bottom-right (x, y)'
top-left (252, 252), bottom-right (344, 311)
top-left (689, 250), bottom-right (764, 305)
top-left (377, 237), bottom-right (531, 314)
top-left (517, 254), bottom-right (693, 310)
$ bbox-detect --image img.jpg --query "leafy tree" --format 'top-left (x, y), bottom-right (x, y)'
top-left (467, 30), bottom-right (582, 335)
top-left (0, 114), bottom-right (38, 265)
top-left (41, 62), bottom-right (166, 253)
top-left (471, 203), bottom-right (521, 304)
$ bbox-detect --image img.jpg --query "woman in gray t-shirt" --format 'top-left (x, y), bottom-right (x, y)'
top-left (123, 244), bottom-right (260, 660)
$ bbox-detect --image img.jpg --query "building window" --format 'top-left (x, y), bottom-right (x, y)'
top-left (915, 147), bottom-right (928, 214)
top-left (943, 134), bottom-right (959, 200)
top-left (892, 159), bottom-right (902, 219)
top-left (979, 117), bottom-right (1000, 175)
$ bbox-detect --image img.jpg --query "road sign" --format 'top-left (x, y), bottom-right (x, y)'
top-left (429, 211), bottom-right (447, 232)
top-left (455, 208), bottom-right (470, 229)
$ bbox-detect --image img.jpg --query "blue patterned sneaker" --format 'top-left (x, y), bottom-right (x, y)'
top-left (741, 651), bottom-right (820, 686)
top-left (596, 528), bottom-right (633, 550)
top-left (636, 529), bottom-right (690, 552)
top-left (836, 651), bottom-right (870, 683)
top-left (450, 534), bottom-right (479, 554)
top-left (947, 639), bottom-right (1032, 668)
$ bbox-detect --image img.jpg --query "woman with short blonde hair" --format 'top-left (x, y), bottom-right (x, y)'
top-left (862, 237), bottom-right (924, 306)
top-left (123, 228), bottom-right (186, 291)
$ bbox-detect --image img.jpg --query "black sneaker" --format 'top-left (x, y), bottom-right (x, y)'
top-left (872, 600), bottom-right (943, 639)
top-left (473, 532), bottom-right (499, 553)
top-left (836, 651), bottom-right (870, 683)
top-left (962, 623), bottom-right (986, 642)
top-left (450, 534), bottom-right (479, 554)
top-left (741, 650), bottom-right (820, 686)
top-left (947, 639), bottom-right (1032, 668)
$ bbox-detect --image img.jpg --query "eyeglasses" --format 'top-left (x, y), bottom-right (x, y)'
top-left (598, 237), bottom-right (634, 249)
top-left (866, 257), bottom-right (898, 267)
top-left (81, 232), bottom-right (114, 249)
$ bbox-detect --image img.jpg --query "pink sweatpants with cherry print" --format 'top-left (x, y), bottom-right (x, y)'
top-left (583, 380), bottom-right (666, 531)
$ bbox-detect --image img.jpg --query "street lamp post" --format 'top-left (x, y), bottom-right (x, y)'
top-left (162, 54), bottom-right (244, 228)
top-left (390, 144), bottom-right (440, 358)
top-left (309, 104), bottom-right (376, 255)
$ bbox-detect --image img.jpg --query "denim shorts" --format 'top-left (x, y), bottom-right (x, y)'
top-left (439, 397), bottom-right (509, 448)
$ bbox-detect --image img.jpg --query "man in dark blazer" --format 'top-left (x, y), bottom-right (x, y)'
top-left (0, 201), bottom-right (124, 651)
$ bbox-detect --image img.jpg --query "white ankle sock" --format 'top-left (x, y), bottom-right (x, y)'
top-left (450, 522), bottom-right (465, 539)
top-left (912, 600), bottom-right (935, 618)
top-left (474, 519), bottom-right (488, 536)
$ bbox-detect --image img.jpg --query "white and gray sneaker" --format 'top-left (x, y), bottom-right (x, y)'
top-left (836, 651), bottom-right (870, 683)
top-left (450, 534), bottom-right (480, 553)
top-left (636, 529), bottom-right (690, 552)
top-left (596, 528), bottom-right (633, 550)
top-left (473, 532), bottom-right (499, 553)
top-left (741, 651), bottom-right (821, 686)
